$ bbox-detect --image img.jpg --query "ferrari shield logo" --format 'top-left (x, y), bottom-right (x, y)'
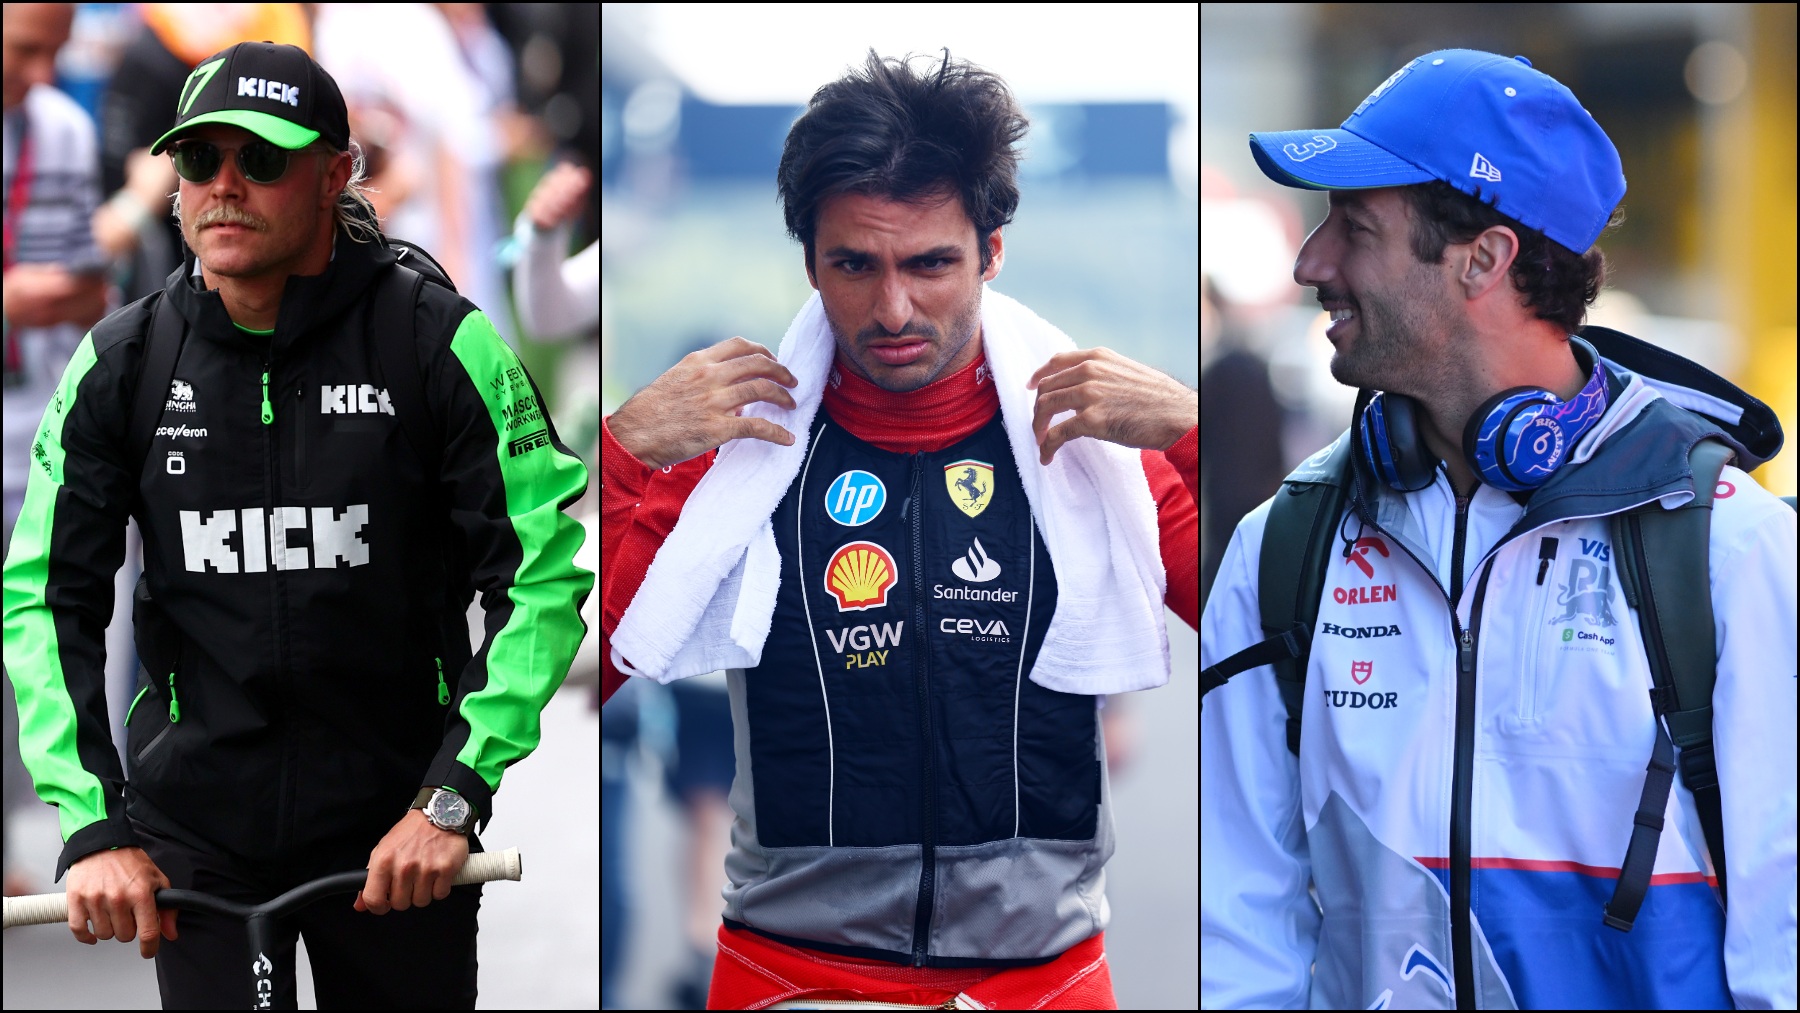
top-left (943, 459), bottom-right (994, 518)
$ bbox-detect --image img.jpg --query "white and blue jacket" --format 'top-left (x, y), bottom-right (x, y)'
top-left (1201, 368), bottom-right (1797, 1009)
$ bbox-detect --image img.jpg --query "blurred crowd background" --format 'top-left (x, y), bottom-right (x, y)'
top-left (1200, 2), bottom-right (1797, 607)
top-left (602, 4), bottom-right (1198, 1010)
top-left (4, 3), bottom-right (599, 1007)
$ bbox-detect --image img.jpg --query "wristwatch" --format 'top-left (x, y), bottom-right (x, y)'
top-left (411, 786), bottom-right (474, 835)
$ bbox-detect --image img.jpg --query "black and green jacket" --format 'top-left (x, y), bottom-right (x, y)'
top-left (1, 226), bottom-right (593, 878)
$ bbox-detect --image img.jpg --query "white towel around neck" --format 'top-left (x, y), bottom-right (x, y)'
top-left (610, 285), bottom-right (1170, 695)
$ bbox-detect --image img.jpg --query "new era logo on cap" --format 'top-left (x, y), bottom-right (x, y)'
top-left (1247, 49), bottom-right (1626, 254)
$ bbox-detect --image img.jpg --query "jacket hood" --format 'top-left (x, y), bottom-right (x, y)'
top-left (165, 201), bottom-right (399, 357)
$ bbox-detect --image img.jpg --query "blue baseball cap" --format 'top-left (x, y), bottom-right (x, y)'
top-left (1248, 50), bottom-right (1626, 254)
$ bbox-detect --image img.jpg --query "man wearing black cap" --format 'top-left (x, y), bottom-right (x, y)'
top-left (1200, 50), bottom-right (1795, 1008)
top-left (2, 42), bottom-right (594, 1007)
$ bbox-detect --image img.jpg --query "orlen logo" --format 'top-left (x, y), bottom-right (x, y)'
top-left (1334, 584), bottom-right (1397, 605)
top-left (1344, 537), bottom-right (1388, 578)
top-left (824, 541), bottom-right (897, 612)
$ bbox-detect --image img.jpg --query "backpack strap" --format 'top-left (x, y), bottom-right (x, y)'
top-left (126, 293), bottom-right (188, 494)
top-left (369, 262), bottom-right (441, 485)
top-left (1603, 437), bottom-right (1733, 931)
top-left (1201, 433), bottom-right (1354, 756)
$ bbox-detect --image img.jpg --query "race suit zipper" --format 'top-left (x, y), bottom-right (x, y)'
top-left (166, 670), bottom-right (182, 723)
top-left (908, 455), bottom-right (937, 967)
top-left (262, 353), bottom-right (297, 854)
top-left (1450, 560), bottom-right (1493, 1010)
top-left (436, 657), bottom-right (450, 705)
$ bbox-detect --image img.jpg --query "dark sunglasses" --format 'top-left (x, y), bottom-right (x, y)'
top-left (170, 139), bottom-right (314, 185)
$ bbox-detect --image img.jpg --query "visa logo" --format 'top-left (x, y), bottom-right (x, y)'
top-left (1579, 537), bottom-right (1611, 562)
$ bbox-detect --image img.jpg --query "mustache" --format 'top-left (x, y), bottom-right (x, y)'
top-left (197, 206), bottom-right (266, 231)
top-left (860, 322), bottom-right (938, 343)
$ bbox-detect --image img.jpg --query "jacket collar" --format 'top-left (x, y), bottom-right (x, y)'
top-left (1344, 325), bottom-right (1782, 539)
top-left (165, 211), bottom-right (399, 358)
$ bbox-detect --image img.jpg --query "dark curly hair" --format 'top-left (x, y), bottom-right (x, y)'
top-left (1399, 180), bottom-right (1624, 333)
top-left (777, 49), bottom-right (1029, 277)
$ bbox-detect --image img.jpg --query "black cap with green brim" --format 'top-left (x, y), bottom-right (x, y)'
top-left (150, 41), bottom-right (350, 155)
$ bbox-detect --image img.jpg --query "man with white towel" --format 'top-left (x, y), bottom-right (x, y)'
top-left (600, 50), bottom-right (1197, 1009)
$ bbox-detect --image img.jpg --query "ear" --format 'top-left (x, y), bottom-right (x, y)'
top-left (322, 150), bottom-right (352, 207)
top-left (981, 228), bottom-right (1004, 282)
top-left (1459, 224), bottom-right (1519, 300)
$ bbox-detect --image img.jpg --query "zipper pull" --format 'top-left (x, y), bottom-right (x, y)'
top-left (167, 671), bottom-right (181, 723)
top-left (436, 657), bottom-right (450, 705)
top-left (260, 371), bottom-right (274, 424)
top-left (1459, 629), bottom-right (1474, 674)
top-left (1536, 536), bottom-right (1560, 586)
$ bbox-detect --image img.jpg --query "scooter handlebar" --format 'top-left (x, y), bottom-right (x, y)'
top-left (3, 846), bottom-right (523, 929)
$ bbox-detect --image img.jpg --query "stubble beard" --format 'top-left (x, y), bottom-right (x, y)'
top-left (826, 283), bottom-right (983, 393)
top-left (1328, 273), bottom-right (1462, 400)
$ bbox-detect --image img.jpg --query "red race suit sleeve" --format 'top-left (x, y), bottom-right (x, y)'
top-left (599, 415), bottom-right (713, 705)
top-left (1144, 424), bottom-right (1199, 632)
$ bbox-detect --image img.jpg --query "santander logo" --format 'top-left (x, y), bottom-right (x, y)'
top-left (951, 538), bottom-right (1001, 582)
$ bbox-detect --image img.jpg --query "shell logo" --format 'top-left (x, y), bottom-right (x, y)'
top-left (824, 540), bottom-right (898, 612)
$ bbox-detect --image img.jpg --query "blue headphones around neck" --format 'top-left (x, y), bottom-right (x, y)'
top-left (1360, 336), bottom-right (1611, 493)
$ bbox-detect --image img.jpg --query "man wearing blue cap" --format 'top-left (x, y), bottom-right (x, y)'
top-left (1200, 50), bottom-right (1796, 1009)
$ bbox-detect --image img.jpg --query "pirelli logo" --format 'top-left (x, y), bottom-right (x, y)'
top-left (508, 429), bottom-right (550, 458)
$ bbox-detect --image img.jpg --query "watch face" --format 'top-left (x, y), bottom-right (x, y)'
top-left (431, 791), bottom-right (471, 828)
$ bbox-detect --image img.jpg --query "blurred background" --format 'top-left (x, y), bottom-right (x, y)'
top-left (1200, 2), bottom-right (1797, 607)
top-left (602, 3), bottom-right (1198, 1010)
top-left (4, 3), bottom-right (599, 1008)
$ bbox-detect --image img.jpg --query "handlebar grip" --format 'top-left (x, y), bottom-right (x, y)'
top-left (455, 847), bottom-right (523, 885)
top-left (3, 892), bottom-right (69, 929)
top-left (4, 847), bottom-right (524, 929)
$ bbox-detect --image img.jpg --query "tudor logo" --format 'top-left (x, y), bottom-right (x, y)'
top-left (1322, 622), bottom-right (1401, 640)
top-left (824, 541), bottom-right (897, 612)
top-left (1344, 537), bottom-right (1388, 578)
top-left (1326, 659), bottom-right (1399, 708)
